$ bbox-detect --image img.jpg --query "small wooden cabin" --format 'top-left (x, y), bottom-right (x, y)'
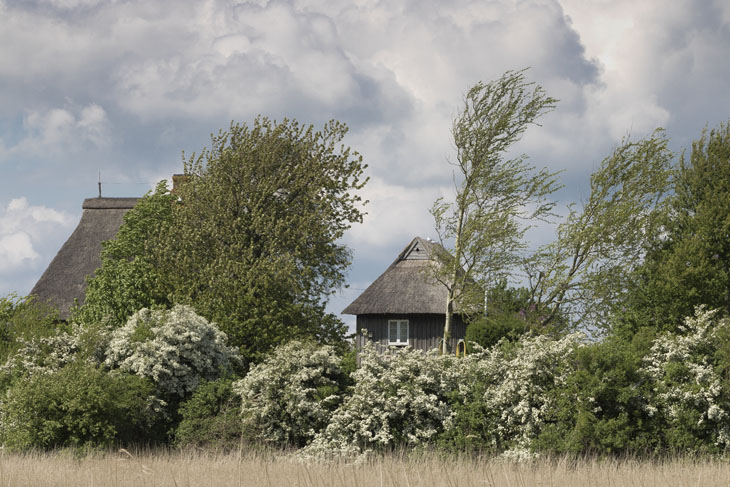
top-left (343, 237), bottom-right (466, 352)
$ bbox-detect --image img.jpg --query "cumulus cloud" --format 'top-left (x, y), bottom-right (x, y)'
top-left (0, 232), bottom-right (38, 272)
top-left (2, 0), bottom-right (730, 310)
top-left (0, 197), bottom-right (74, 294)
top-left (560, 0), bottom-right (730, 144)
top-left (0, 103), bottom-right (111, 160)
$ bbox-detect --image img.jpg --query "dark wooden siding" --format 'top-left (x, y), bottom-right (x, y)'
top-left (355, 313), bottom-right (466, 353)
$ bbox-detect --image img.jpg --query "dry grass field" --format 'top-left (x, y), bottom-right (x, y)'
top-left (0, 448), bottom-right (729, 487)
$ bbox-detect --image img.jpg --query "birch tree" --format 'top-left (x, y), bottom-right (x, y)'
top-left (431, 70), bottom-right (560, 353)
top-left (524, 131), bottom-right (673, 333)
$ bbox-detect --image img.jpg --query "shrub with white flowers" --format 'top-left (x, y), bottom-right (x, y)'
top-left (234, 340), bottom-right (347, 447)
top-left (303, 344), bottom-right (457, 458)
top-left (105, 305), bottom-right (240, 399)
top-left (641, 307), bottom-right (730, 451)
top-left (0, 322), bottom-right (109, 388)
top-left (469, 333), bottom-right (583, 459)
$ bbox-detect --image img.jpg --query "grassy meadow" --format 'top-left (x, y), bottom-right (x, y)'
top-left (1, 449), bottom-right (729, 487)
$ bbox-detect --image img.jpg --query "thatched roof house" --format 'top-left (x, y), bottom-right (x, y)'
top-left (344, 236), bottom-right (466, 352)
top-left (30, 197), bottom-right (138, 320)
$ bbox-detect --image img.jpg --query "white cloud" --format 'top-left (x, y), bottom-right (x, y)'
top-left (0, 197), bottom-right (74, 287)
top-left (0, 232), bottom-right (38, 272)
top-left (2, 0), bottom-right (730, 305)
top-left (346, 176), bottom-right (440, 257)
top-left (0, 103), bottom-right (111, 160)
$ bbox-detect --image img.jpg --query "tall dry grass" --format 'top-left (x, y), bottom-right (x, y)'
top-left (0, 448), bottom-right (729, 487)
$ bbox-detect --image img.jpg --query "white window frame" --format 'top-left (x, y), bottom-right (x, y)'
top-left (388, 319), bottom-right (409, 346)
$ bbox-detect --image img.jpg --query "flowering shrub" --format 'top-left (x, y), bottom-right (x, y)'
top-left (303, 344), bottom-right (457, 458)
top-left (0, 322), bottom-right (110, 392)
top-left (641, 307), bottom-right (730, 452)
top-left (445, 334), bottom-right (584, 459)
top-left (234, 340), bottom-right (348, 447)
top-left (105, 305), bottom-right (240, 399)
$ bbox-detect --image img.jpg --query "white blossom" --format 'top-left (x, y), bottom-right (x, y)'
top-left (234, 340), bottom-right (345, 447)
top-left (105, 305), bottom-right (239, 399)
top-left (640, 307), bottom-right (730, 449)
top-left (303, 344), bottom-right (458, 459)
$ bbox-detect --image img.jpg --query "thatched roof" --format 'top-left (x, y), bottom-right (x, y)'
top-left (30, 197), bottom-right (139, 320)
top-left (343, 237), bottom-right (451, 315)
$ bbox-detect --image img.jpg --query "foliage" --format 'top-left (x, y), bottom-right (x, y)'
top-left (303, 344), bottom-right (457, 458)
top-left (175, 377), bottom-right (242, 449)
top-left (0, 321), bottom-right (110, 393)
top-left (641, 307), bottom-right (730, 452)
top-left (0, 362), bottom-right (160, 451)
top-left (105, 305), bottom-right (240, 400)
top-left (430, 69), bottom-right (560, 352)
top-left (465, 313), bottom-right (526, 349)
top-left (620, 122), bottom-right (730, 334)
top-left (73, 181), bottom-right (175, 327)
top-left (525, 130), bottom-right (674, 332)
top-left (534, 330), bottom-right (660, 455)
top-left (465, 281), bottom-right (532, 349)
top-left (0, 294), bottom-right (59, 363)
top-left (234, 340), bottom-right (349, 448)
top-left (147, 117), bottom-right (367, 363)
top-left (443, 333), bottom-right (583, 459)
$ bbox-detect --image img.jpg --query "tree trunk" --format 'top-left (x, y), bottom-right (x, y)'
top-left (443, 204), bottom-right (465, 355)
top-left (442, 289), bottom-right (455, 354)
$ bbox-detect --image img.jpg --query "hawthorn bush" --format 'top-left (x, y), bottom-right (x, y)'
top-left (105, 305), bottom-right (240, 401)
top-left (303, 344), bottom-right (457, 458)
top-left (234, 340), bottom-right (349, 448)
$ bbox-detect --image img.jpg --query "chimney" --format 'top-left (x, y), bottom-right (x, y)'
top-left (171, 174), bottom-right (189, 195)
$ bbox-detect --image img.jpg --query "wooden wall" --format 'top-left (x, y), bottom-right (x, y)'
top-left (355, 313), bottom-right (466, 354)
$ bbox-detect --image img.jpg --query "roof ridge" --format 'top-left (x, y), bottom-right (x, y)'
top-left (82, 197), bottom-right (139, 210)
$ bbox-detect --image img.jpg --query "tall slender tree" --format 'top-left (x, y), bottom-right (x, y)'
top-left (524, 131), bottom-right (674, 333)
top-left (431, 70), bottom-right (560, 353)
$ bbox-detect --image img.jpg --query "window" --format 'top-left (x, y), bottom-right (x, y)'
top-left (388, 319), bottom-right (409, 345)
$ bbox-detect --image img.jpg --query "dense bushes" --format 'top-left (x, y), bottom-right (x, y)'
top-left (0, 363), bottom-right (159, 450)
top-left (105, 305), bottom-right (241, 400)
top-left (235, 340), bottom-right (349, 448)
top-left (446, 333), bottom-right (583, 459)
top-left (0, 304), bottom-right (239, 451)
top-left (5, 300), bottom-right (730, 459)
top-left (304, 345), bottom-right (456, 458)
top-left (175, 378), bottom-right (242, 449)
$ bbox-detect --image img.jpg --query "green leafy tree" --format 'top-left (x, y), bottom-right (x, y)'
top-left (155, 117), bottom-right (367, 362)
top-left (75, 117), bottom-right (366, 364)
top-left (431, 69), bottom-right (560, 353)
top-left (465, 280), bottom-right (531, 349)
top-left (73, 181), bottom-right (175, 327)
top-left (525, 131), bottom-right (674, 333)
top-left (620, 122), bottom-right (730, 334)
top-left (0, 294), bottom-right (59, 364)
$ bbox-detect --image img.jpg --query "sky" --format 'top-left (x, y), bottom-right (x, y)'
top-left (2, 0), bottom-right (730, 331)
